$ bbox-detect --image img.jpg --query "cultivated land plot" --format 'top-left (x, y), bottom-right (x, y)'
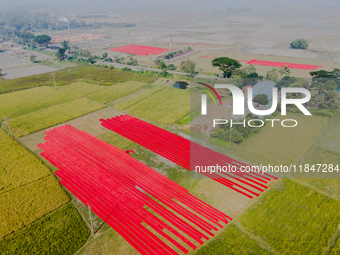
top-left (0, 86), bottom-right (76, 118)
top-left (57, 82), bottom-right (107, 97)
top-left (232, 114), bottom-right (327, 166)
top-left (85, 81), bottom-right (147, 103)
top-left (0, 130), bottom-right (51, 194)
top-left (0, 203), bottom-right (89, 255)
top-left (238, 179), bottom-right (340, 254)
top-left (10, 98), bottom-right (106, 137)
top-left (0, 175), bottom-right (69, 239)
top-left (194, 224), bottom-right (272, 255)
top-left (117, 87), bottom-right (190, 124)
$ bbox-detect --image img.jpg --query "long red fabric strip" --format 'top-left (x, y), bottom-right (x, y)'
top-left (39, 125), bottom-right (231, 255)
top-left (100, 115), bottom-right (277, 199)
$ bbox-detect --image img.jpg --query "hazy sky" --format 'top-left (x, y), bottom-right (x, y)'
top-left (2, 0), bottom-right (340, 14)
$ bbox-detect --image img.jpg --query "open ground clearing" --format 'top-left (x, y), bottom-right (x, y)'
top-left (0, 86), bottom-right (76, 118)
top-left (0, 203), bottom-right (89, 255)
top-left (238, 179), bottom-right (340, 254)
top-left (2, 65), bottom-right (58, 80)
top-left (10, 98), bottom-right (106, 137)
top-left (232, 114), bottom-right (328, 166)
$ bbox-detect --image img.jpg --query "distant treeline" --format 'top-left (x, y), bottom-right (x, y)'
top-left (0, 12), bottom-right (135, 41)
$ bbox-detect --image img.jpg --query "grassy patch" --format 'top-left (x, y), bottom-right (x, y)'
top-left (85, 81), bottom-right (147, 103)
top-left (0, 86), bottom-right (76, 118)
top-left (57, 82), bottom-right (107, 97)
top-left (97, 131), bottom-right (136, 150)
top-left (232, 114), bottom-right (327, 165)
top-left (238, 179), bottom-right (340, 254)
top-left (0, 65), bottom-right (157, 95)
top-left (0, 203), bottom-right (89, 255)
top-left (194, 224), bottom-right (272, 255)
top-left (0, 175), bottom-right (69, 239)
top-left (0, 130), bottom-right (51, 194)
top-left (10, 98), bottom-right (105, 137)
top-left (117, 87), bottom-right (190, 124)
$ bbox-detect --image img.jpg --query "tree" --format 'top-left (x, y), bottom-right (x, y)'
top-left (187, 47), bottom-right (192, 51)
top-left (56, 48), bottom-right (66, 60)
top-left (0, 69), bottom-right (2, 76)
top-left (266, 68), bottom-right (279, 82)
top-left (102, 52), bottom-right (108, 59)
top-left (253, 94), bottom-right (268, 105)
top-left (279, 65), bottom-right (291, 77)
top-left (211, 57), bottom-right (242, 78)
top-left (290, 39), bottom-right (309, 49)
top-left (158, 61), bottom-right (167, 70)
top-left (61, 40), bottom-right (68, 50)
top-left (33, 35), bottom-right (52, 47)
top-left (180, 60), bottom-right (196, 76)
top-left (167, 64), bottom-right (177, 71)
top-left (30, 55), bottom-right (36, 62)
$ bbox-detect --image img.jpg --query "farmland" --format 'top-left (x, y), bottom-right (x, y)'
top-left (85, 81), bottom-right (147, 103)
top-left (238, 179), bottom-right (340, 254)
top-left (0, 129), bottom-right (69, 239)
top-left (0, 175), bottom-right (69, 239)
top-left (0, 203), bottom-right (89, 255)
top-left (9, 98), bottom-right (105, 137)
top-left (194, 224), bottom-right (272, 255)
top-left (0, 130), bottom-right (51, 194)
top-left (0, 65), bottom-right (157, 95)
top-left (58, 82), bottom-right (107, 97)
top-left (232, 114), bottom-right (327, 166)
top-left (116, 86), bottom-right (166, 110)
top-left (0, 86), bottom-right (76, 118)
top-left (116, 87), bottom-right (190, 124)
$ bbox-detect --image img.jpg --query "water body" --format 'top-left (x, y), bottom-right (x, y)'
top-left (173, 81), bottom-right (189, 89)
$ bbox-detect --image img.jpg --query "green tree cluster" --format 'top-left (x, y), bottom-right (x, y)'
top-left (290, 38), bottom-right (309, 49)
top-left (180, 60), bottom-right (196, 76)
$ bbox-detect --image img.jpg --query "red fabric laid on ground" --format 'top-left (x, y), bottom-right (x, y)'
top-left (109, 45), bottom-right (170, 56)
top-left (39, 125), bottom-right (230, 255)
top-left (247, 59), bottom-right (322, 70)
top-left (200, 57), bottom-right (322, 70)
top-left (100, 115), bottom-right (277, 199)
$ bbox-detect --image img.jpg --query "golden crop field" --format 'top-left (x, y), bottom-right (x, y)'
top-left (232, 114), bottom-right (328, 165)
top-left (0, 203), bottom-right (89, 255)
top-left (118, 87), bottom-right (190, 124)
top-left (0, 130), bottom-right (51, 194)
top-left (58, 82), bottom-right (107, 97)
top-left (238, 179), bottom-right (340, 254)
top-left (0, 86), bottom-right (76, 119)
top-left (9, 98), bottom-right (106, 137)
top-left (0, 175), bottom-right (69, 239)
top-left (85, 81), bottom-right (147, 103)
